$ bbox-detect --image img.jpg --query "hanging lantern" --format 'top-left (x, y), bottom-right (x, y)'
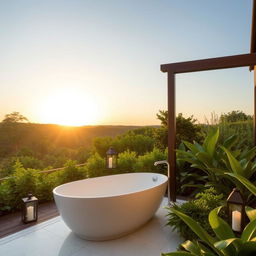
top-left (227, 188), bottom-right (245, 233)
top-left (22, 193), bottom-right (38, 224)
top-left (106, 147), bottom-right (118, 169)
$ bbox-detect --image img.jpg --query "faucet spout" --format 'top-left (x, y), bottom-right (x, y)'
top-left (154, 160), bottom-right (170, 205)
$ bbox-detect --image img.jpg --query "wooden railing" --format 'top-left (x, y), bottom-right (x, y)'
top-left (0, 163), bottom-right (87, 182)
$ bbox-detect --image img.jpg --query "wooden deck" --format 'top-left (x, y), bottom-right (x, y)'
top-left (0, 201), bottom-right (59, 239)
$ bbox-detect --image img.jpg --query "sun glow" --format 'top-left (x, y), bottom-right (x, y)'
top-left (39, 89), bottom-right (99, 126)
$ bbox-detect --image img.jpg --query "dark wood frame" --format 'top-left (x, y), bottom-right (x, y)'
top-left (161, 53), bottom-right (256, 202)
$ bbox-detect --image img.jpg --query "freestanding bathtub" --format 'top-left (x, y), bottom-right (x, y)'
top-left (53, 172), bottom-right (168, 241)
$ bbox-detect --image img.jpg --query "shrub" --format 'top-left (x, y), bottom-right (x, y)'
top-left (16, 155), bottom-right (43, 169)
top-left (166, 188), bottom-right (224, 240)
top-left (56, 160), bottom-right (86, 185)
top-left (36, 172), bottom-right (58, 202)
top-left (117, 150), bottom-right (137, 173)
top-left (220, 110), bottom-right (252, 123)
top-left (115, 134), bottom-right (154, 155)
top-left (135, 148), bottom-right (167, 174)
top-left (93, 134), bottom-right (155, 157)
top-left (86, 153), bottom-right (106, 178)
top-left (0, 161), bottom-right (39, 211)
top-left (202, 120), bottom-right (253, 150)
top-left (93, 137), bottom-right (113, 157)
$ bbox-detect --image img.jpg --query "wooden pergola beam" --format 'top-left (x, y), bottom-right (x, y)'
top-left (161, 53), bottom-right (256, 74)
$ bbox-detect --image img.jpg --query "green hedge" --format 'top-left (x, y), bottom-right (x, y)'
top-left (0, 149), bottom-right (167, 213)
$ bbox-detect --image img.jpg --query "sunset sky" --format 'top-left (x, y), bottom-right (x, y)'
top-left (0, 0), bottom-right (254, 126)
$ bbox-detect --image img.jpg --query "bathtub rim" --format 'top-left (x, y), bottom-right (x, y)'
top-left (53, 172), bottom-right (168, 200)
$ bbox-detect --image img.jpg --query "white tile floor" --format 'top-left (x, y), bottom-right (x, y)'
top-left (0, 198), bottom-right (182, 256)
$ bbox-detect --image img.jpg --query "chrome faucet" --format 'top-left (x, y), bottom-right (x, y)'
top-left (154, 160), bottom-right (170, 204)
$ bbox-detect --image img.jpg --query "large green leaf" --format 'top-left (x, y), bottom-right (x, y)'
top-left (209, 207), bottom-right (235, 240)
top-left (209, 207), bottom-right (236, 255)
top-left (223, 135), bottom-right (238, 149)
top-left (203, 128), bottom-right (219, 157)
top-left (246, 206), bottom-right (256, 221)
top-left (221, 147), bottom-right (243, 176)
top-left (214, 238), bottom-right (242, 250)
top-left (196, 152), bottom-right (213, 167)
top-left (170, 209), bottom-right (221, 255)
top-left (181, 240), bottom-right (201, 255)
top-left (176, 149), bottom-right (196, 158)
top-left (241, 219), bottom-right (256, 242)
top-left (225, 173), bottom-right (256, 196)
top-left (194, 142), bottom-right (205, 152)
top-left (183, 141), bottom-right (200, 155)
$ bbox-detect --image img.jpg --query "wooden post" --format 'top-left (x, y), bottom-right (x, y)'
top-left (254, 66), bottom-right (256, 146)
top-left (167, 72), bottom-right (176, 202)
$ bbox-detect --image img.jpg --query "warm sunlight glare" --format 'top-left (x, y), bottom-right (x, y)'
top-left (40, 90), bottom-right (99, 126)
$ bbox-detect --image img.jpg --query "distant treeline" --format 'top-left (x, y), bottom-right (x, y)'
top-left (0, 118), bottom-right (148, 177)
top-left (0, 110), bottom-right (254, 213)
top-left (0, 122), bottom-right (142, 155)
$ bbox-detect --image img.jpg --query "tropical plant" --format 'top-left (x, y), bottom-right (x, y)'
top-left (166, 188), bottom-right (224, 240)
top-left (176, 143), bottom-right (207, 196)
top-left (177, 128), bottom-right (256, 199)
top-left (201, 119), bottom-right (253, 150)
top-left (162, 206), bottom-right (256, 256)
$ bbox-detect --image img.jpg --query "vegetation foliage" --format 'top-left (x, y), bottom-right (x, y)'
top-left (177, 128), bottom-right (256, 202)
top-left (166, 188), bottom-right (224, 241)
top-left (163, 206), bottom-right (256, 256)
top-left (0, 109), bottom-right (255, 217)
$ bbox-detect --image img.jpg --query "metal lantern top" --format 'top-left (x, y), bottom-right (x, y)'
top-left (106, 147), bottom-right (117, 156)
top-left (227, 188), bottom-right (244, 205)
top-left (22, 193), bottom-right (38, 204)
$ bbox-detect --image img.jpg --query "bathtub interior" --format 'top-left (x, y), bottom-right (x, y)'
top-left (54, 173), bottom-right (167, 198)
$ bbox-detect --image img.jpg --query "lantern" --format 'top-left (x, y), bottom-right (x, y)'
top-left (106, 147), bottom-right (117, 169)
top-left (227, 188), bottom-right (245, 233)
top-left (22, 193), bottom-right (38, 224)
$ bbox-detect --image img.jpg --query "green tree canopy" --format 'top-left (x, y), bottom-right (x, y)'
top-left (220, 110), bottom-right (252, 123)
top-left (155, 110), bottom-right (202, 147)
top-left (2, 112), bottom-right (29, 123)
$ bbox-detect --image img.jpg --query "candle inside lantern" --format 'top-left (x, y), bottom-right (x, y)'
top-left (109, 157), bottom-right (113, 168)
top-left (26, 206), bottom-right (34, 222)
top-left (232, 210), bottom-right (241, 232)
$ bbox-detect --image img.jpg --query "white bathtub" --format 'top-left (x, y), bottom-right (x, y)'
top-left (53, 172), bottom-right (167, 241)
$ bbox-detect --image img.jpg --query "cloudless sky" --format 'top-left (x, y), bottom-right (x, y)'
top-left (0, 0), bottom-right (254, 125)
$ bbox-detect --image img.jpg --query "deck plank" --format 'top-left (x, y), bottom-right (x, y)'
top-left (0, 201), bottom-right (59, 239)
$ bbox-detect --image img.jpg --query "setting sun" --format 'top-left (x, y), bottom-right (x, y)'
top-left (39, 89), bottom-right (99, 126)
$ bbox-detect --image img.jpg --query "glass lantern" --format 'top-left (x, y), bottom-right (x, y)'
top-left (106, 147), bottom-right (117, 169)
top-left (227, 188), bottom-right (245, 233)
top-left (22, 193), bottom-right (38, 224)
